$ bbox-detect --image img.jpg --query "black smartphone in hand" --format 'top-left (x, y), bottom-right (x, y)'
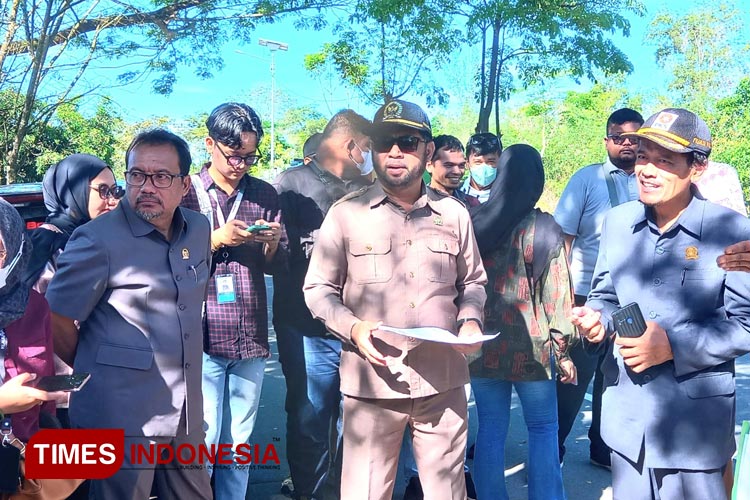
top-left (34, 373), bottom-right (91, 392)
top-left (611, 303), bottom-right (647, 338)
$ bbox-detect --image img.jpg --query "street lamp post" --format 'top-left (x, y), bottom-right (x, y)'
top-left (258, 38), bottom-right (288, 171)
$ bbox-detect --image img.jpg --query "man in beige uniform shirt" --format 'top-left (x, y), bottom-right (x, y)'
top-left (304, 99), bottom-right (487, 500)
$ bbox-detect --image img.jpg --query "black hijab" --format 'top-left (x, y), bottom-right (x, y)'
top-left (23, 154), bottom-right (109, 287)
top-left (0, 198), bottom-right (32, 328)
top-left (469, 144), bottom-right (562, 285)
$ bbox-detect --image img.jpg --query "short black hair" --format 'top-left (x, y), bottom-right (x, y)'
top-left (126, 129), bottom-right (192, 176)
top-left (606, 108), bottom-right (644, 133)
top-left (432, 135), bottom-right (464, 161)
top-left (466, 132), bottom-right (502, 157)
top-left (322, 109), bottom-right (371, 139)
top-left (303, 133), bottom-right (323, 158)
top-left (206, 102), bottom-right (264, 150)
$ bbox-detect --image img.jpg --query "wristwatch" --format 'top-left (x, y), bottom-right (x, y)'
top-left (456, 317), bottom-right (483, 331)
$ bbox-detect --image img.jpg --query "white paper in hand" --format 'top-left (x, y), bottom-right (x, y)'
top-left (379, 325), bottom-right (500, 345)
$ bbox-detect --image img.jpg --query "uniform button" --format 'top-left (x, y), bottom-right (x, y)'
top-left (183, 334), bottom-right (190, 340)
top-left (656, 247), bottom-right (665, 255)
top-left (406, 240), bottom-right (412, 246)
top-left (366, 244), bottom-right (372, 251)
top-left (408, 337), bottom-right (416, 342)
top-left (649, 311), bottom-right (657, 319)
top-left (653, 278), bottom-right (662, 285)
top-left (176, 275), bottom-right (182, 281)
top-left (409, 302), bottom-right (415, 308)
top-left (643, 375), bottom-right (652, 383)
top-left (179, 304), bottom-right (186, 311)
top-left (409, 272), bottom-right (415, 278)
top-left (185, 363), bottom-right (191, 369)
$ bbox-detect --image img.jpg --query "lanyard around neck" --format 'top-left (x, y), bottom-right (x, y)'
top-left (209, 186), bottom-right (244, 227)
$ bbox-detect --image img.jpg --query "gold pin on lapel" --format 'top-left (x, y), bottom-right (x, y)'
top-left (433, 216), bottom-right (443, 226)
top-left (182, 248), bottom-right (190, 260)
top-left (685, 246), bottom-right (699, 260)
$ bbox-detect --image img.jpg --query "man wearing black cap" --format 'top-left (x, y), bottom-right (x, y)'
top-left (572, 108), bottom-right (750, 499)
top-left (303, 99), bottom-right (487, 500)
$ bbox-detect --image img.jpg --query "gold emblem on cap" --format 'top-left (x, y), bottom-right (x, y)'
top-left (182, 248), bottom-right (190, 260)
top-left (685, 246), bottom-right (699, 260)
top-left (434, 216), bottom-right (443, 226)
top-left (383, 101), bottom-right (402, 119)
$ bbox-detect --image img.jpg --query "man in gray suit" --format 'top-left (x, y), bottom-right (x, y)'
top-left (572, 108), bottom-right (750, 499)
top-left (47, 129), bottom-right (212, 499)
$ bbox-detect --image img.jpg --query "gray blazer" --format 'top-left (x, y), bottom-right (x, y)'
top-left (47, 199), bottom-right (211, 437)
top-left (587, 196), bottom-right (750, 470)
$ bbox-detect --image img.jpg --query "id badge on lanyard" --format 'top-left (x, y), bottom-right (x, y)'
top-left (215, 274), bottom-right (237, 304)
top-left (211, 186), bottom-right (244, 305)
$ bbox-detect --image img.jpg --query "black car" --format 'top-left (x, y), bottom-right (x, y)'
top-left (0, 182), bottom-right (46, 229)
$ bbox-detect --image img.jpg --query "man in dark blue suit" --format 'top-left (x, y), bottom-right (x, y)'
top-left (572, 108), bottom-right (750, 500)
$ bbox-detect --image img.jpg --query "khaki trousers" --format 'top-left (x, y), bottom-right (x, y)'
top-left (341, 386), bottom-right (468, 500)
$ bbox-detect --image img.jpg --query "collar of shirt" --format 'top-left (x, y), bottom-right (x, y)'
top-left (631, 191), bottom-right (705, 238)
top-left (603, 157), bottom-right (634, 177)
top-left (200, 163), bottom-right (252, 196)
top-left (367, 181), bottom-right (442, 216)
top-left (121, 197), bottom-right (188, 241)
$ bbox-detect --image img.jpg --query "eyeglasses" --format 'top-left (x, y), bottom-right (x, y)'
top-left (607, 134), bottom-right (638, 145)
top-left (124, 170), bottom-right (185, 188)
top-left (90, 183), bottom-right (125, 200)
top-left (371, 135), bottom-right (425, 154)
top-left (215, 143), bottom-right (262, 167)
top-left (467, 133), bottom-right (502, 151)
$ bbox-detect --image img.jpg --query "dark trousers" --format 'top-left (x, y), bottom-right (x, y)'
top-left (276, 324), bottom-right (343, 500)
top-left (556, 294), bottom-right (609, 462)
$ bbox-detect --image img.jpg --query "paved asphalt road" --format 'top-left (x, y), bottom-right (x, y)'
top-left (245, 278), bottom-right (750, 500)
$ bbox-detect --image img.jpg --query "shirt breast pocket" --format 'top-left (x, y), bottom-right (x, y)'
top-left (681, 267), bottom-right (725, 313)
top-left (348, 239), bottom-right (393, 284)
top-left (424, 237), bottom-right (460, 283)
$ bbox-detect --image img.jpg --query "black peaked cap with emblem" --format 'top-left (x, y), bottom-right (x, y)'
top-left (622, 108), bottom-right (712, 156)
top-left (370, 99), bottom-right (432, 138)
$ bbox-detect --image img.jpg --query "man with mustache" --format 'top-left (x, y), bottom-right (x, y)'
top-left (426, 135), bottom-right (473, 208)
top-left (304, 99), bottom-right (487, 500)
top-left (572, 108), bottom-right (750, 500)
top-left (554, 107), bottom-right (644, 469)
top-left (47, 129), bottom-right (213, 499)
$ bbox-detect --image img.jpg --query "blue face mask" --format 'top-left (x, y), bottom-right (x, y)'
top-left (470, 164), bottom-right (497, 188)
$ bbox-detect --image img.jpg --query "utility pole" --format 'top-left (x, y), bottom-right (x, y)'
top-left (258, 39), bottom-right (288, 171)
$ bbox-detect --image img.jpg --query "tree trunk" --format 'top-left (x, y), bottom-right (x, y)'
top-left (476, 19), bottom-right (501, 133)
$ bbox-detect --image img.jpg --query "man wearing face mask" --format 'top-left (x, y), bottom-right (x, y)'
top-left (272, 110), bottom-right (374, 500)
top-left (459, 132), bottom-right (503, 204)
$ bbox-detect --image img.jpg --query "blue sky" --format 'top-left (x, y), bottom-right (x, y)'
top-left (98, 0), bottom-right (742, 124)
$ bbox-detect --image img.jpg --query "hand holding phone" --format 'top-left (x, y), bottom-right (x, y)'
top-left (33, 373), bottom-right (91, 392)
top-left (611, 302), bottom-right (647, 338)
top-left (246, 224), bottom-right (271, 233)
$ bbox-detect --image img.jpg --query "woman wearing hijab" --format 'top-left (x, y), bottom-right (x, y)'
top-left (0, 198), bottom-right (57, 442)
top-left (24, 153), bottom-right (123, 292)
top-left (468, 144), bottom-right (577, 500)
top-left (21, 154), bottom-right (122, 431)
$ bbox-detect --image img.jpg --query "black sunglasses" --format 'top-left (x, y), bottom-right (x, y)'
top-left (467, 133), bottom-right (501, 151)
top-left (90, 183), bottom-right (125, 200)
top-left (371, 135), bottom-right (425, 154)
top-left (607, 134), bottom-right (638, 146)
top-left (215, 143), bottom-right (262, 167)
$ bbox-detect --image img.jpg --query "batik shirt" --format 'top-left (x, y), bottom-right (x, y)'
top-left (470, 210), bottom-right (576, 382)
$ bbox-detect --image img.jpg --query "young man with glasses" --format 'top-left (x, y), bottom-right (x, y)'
top-left (553, 107), bottom-right (644, 469)
top-left (47, 129), bottom-right (213, 499)
top-left (180, 102), bottom-right (287, 500)
top-left (459, 132), bottom-right (503, 204)
top-left (304, 99), bottom-right (487, 500)
top-left (272, 111), bottom-right (373, 500)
